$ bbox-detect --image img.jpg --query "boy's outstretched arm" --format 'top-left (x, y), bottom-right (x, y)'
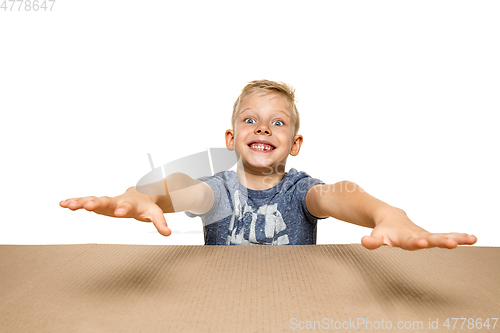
top-left (60, 173), bottom-right (214, 236)
top-left (305, 181), bottom-right (477, 250)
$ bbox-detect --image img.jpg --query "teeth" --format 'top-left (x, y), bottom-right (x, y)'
top-left (250, 144), bottom-right (273, 151)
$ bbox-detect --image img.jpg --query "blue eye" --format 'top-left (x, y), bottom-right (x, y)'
top-left (245, 118), bottom-right (255, 124)
top-left (273, 120), bottom-right (284, 126)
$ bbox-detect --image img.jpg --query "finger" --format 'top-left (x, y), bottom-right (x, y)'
top-left (425, 234), bottom-right (458, 249)
top-left (465, 234), bottom-right (477, 245)
top-left (60, 197), bottom-right (82, 208)
top-left (442, 233), bottom-right (477, 245)
top-left (65, 197), bottom-right (96, 211)
top-left (83, 198), bottom-right (102, 212)
top-left (391, 236), bottom-right (429, 251)
top-left (80, 196), bottom-right (113, 215)
top-left (148, 207), bottom-right (171, 236)
top-left (361, 235), bottom-right (383, 250)
top-left (114, 201), bottom-right (134, 217)
top-left (399, 237), bottom-right (429, 251)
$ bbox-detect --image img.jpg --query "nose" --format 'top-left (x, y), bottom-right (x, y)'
top-left (255, 125), bottom-right (271, 135)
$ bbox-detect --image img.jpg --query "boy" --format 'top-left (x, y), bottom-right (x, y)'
top-left (60, 80), bottom-right (477, 250)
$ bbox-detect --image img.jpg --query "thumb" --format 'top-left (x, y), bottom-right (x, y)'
top-left (148, 207), bottom-right (172, 237)
top-left (361, 235), bottom-right (383, 250)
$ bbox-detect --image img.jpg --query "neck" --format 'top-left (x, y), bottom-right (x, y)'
top-left (235, 160), bottom-right (286, 190)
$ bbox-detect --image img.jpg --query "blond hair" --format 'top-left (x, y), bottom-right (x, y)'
top-left (231, 80), bottom-right (300, 137)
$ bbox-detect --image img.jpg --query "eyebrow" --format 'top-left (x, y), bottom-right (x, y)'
top-left (240, 108), bottom-right (290, 118)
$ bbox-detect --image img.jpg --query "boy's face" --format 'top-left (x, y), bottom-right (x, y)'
top-left (225, 92), bottom-right (303, 175)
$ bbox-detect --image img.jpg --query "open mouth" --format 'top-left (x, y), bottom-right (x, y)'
top-left (248, 143), bottom-right (276, 152)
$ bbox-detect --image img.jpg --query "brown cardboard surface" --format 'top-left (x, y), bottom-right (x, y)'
top-left (0, 244), bottom-right (498, 332)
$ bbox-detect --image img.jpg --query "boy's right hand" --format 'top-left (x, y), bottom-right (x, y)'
top-left (59, 189), bottom-right (171, 236)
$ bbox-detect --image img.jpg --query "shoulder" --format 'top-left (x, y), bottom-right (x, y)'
top-left (282, 168), bottom-right (324, 191)
top-left (281, 168), bottom-right (330, 220)
top-left (196, 170), bottom-right (237, 183)
top-left (212, 170), bottom-right (238, 186)
top-left (196, 170), bottom-right (239, 196)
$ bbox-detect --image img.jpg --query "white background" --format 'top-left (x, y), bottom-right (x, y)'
top-left (1, 1), bottom-right (498, 246)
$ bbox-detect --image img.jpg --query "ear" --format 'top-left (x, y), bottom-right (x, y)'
top-left (225, 129), bottom-right (235, 150)
top-left (289, 134), bottom-right (303, 156)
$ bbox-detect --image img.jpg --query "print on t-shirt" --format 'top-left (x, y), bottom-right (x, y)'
top-left (227, 190), bottom-right (289, 245)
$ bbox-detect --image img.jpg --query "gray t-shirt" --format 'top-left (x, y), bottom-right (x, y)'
top-left (185, 168), bottom-right (327, 245)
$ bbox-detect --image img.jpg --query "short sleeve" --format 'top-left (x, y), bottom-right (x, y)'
top-left (294, 176), bottom-right (328, 224)
top-left (184, 176), bottom-right (219, 219)
top-left (184, 173), bottom-right (233, 225)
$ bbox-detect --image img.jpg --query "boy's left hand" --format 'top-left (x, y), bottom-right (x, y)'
top-left (361, 209), bottom-right (477, 250)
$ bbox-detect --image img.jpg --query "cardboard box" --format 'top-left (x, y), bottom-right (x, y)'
top-left (0, 244), bottom-right (498, 332)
